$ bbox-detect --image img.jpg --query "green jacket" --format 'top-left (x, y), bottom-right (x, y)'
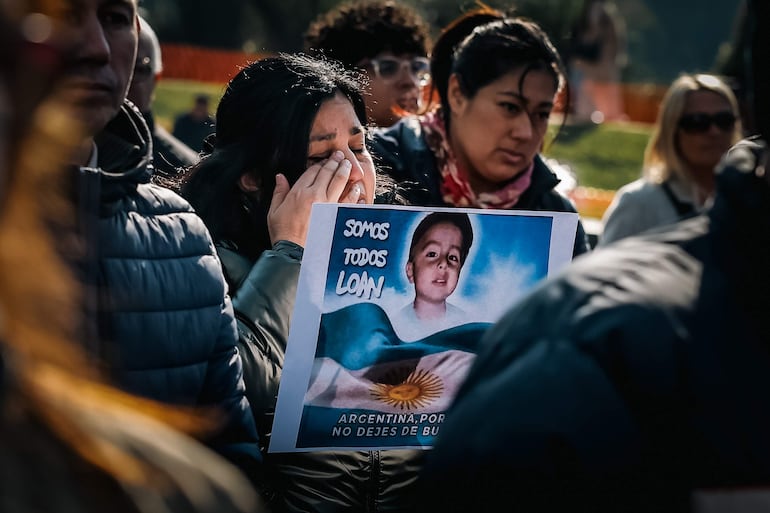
top-left (218, 241), bottom-right (424, 513)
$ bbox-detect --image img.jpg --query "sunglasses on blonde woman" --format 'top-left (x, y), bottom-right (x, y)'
top-left (678, 111), bottom-right (736, 134)
top-left (365, 57), bottom-right (431, 86)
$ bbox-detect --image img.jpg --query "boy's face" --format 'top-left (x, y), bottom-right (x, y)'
top-left (406, 222), bottom-right (464, 305)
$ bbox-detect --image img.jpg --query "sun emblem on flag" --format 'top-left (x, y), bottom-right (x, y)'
top-left (370, 368), bottom-right (443, 410)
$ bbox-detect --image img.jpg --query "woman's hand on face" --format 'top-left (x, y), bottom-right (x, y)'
top-left (268, 150), bottom-right (361, 247)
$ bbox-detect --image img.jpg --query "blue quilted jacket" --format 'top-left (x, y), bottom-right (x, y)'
top-left (77, 102), bottom-right (261, 477)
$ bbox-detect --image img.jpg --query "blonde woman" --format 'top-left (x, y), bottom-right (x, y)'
top-left (600, 74), bottom-right (741, 245)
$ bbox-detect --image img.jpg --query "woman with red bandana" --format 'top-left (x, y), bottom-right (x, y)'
top-left (369, 9), bottom-right (589, 256)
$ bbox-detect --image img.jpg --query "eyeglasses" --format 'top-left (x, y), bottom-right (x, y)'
top-left (678, 111), bottom-right (736, 134)
top-left (365, 56), bottom-right (431, 86)
top-left (133, 56), bottom-right (154, 80)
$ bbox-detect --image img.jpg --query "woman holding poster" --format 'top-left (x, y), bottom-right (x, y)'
top-left (369, 10), bottom-right (590, 255)
top-left (181, 54), bottom-right (424, 512)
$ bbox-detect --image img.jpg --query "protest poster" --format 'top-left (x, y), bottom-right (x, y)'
top-left (270, 204), bottom-right (578, 452)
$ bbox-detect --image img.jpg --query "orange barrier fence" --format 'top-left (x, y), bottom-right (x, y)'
top-left (621, 83), bottom-right (668, 124)
top-left (159, 44), bottom-right (668, 124)
top-left (160, 43), bottom-right (271, 84)
top-left (568, 186), bottom-right (616, 220)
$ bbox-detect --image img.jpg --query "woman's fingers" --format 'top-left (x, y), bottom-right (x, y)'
top-left (267, 152), bottom-right (354, 246)
top-left (292, 162), bottom-right (323, 188)
top-left (296, 151), bottom-right (354, 202)
top-left (268, 173), bottom-right (291, 215)
top-left (340, 181), bottom-right (364, 204)
top-left (326, 159), bottom-right (352, 200)
top-left (267, 173), bottom-right (307, 246)
top-left (308, 150), bottom-right (345, 189)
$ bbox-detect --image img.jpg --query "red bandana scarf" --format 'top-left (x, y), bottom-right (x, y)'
top-left (420, 110), bottom-right (534, 209)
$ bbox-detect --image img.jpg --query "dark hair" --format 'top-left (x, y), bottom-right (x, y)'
top-left (426, 6), bottom-right (505, 115)
top-left (181, 53), bottom-right (367, 260)
top-left (409, 212), bottom-right (474, 266)
top-left (431, 14), bottom-right (566, 133)
top-left (304, 0), bottom-right (430, 68)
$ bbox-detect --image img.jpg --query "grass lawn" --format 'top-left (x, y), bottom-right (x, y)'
top-left (544, 121), bottom-right (652, 191)
top-left (154, 79), bottom-right (226, 131)
top-left (155, 79), bottom-right (654, 194)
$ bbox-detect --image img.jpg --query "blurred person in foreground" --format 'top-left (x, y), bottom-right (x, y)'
top-left (419, 0), bottom-right (770, 510)
top-left (127, 15), bottom-right (198, 181)
top-left (304, 0), bottom-right (431, 128)
top-left (600, 73), bottom-right (741, 245)
top-left (0, 2), bottom-right (261, 512)
top-left (45, 0), bottom-right (262, 483)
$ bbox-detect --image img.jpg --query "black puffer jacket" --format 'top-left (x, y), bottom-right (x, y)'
top-left (368, 116), bottom-right (589, 256)
top-left (76, 102), bottom-right (261, 477)
top-left (219, 241), bottom-right (424, 513)
top-left (419, 138), bottom-right (770, 512)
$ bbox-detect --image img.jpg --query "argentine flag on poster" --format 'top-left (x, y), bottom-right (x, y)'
top-left (270, 204), bottom-right (578, 452)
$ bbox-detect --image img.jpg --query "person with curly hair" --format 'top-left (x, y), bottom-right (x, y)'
top-left (304, 0), bottom-right (431, 127)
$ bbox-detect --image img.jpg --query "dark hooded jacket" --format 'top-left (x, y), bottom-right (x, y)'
top-left (419, 138), bottom-right (770, 512)
top-left (368, 117), bottom-right (590, 256)
top-left (74, 102), bottom-right (261, 479)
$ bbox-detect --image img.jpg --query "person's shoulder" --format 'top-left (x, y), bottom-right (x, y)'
top-left (154, 125), bottom-right (198, 162)
top-left (135, 184), bottom-right (216, 233)
top-left (603, 178), bottom-right (665, 217)
top-left (539, 188), bottom-right (579, 213)
top-left (525, 156), bottom-right (574, 209)
top-left (369, 116), bottom-right (437, 200)
top-left (370, 116), bottom-right (424, 153)
top-left (173, 112), bottom-right (192, 125)
top-left (547, 216), bottom-right (708, 304)
top-left (135, 182), bottom-right (196, 213)
top-left (116, 184), bottom-right (218, 256)
top-left (151, 149), bottom-right (197, 181)
top-left (445, 302), bottom-right (467, 323)
top-left (450, 218), bottom-right (711, 422)
top-left (488, 223), bottom-right (708, 352)
top-left (616, 177), bottom-right (663, 197)
top-left (722, 136), bottom-right (766, 168)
